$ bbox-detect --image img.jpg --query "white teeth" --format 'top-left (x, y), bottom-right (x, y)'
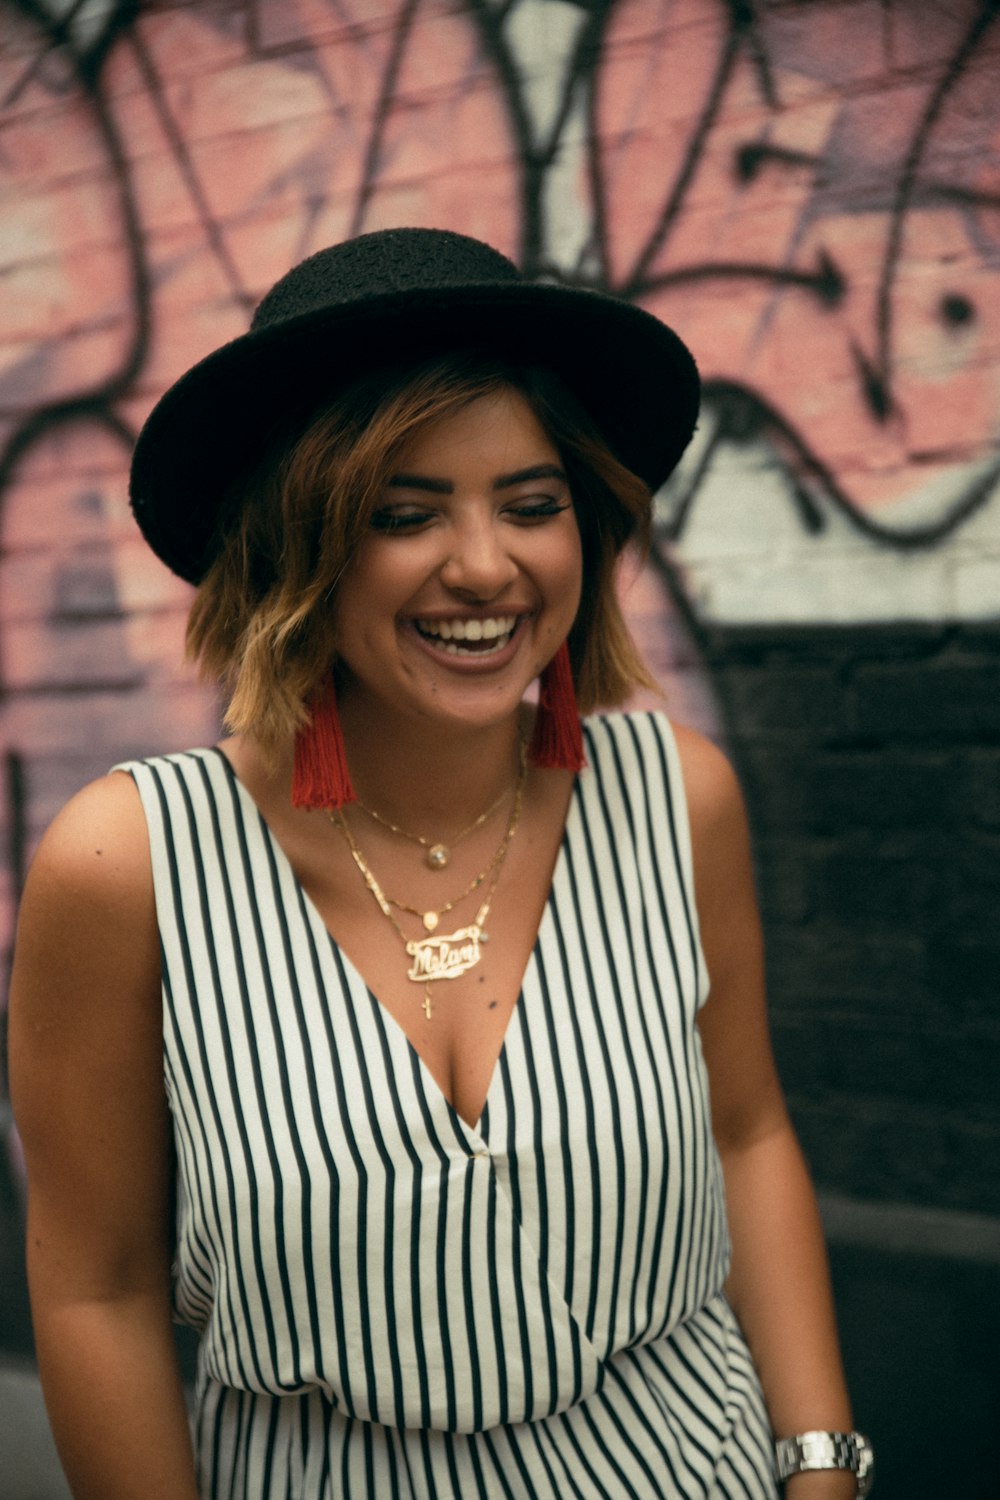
top-left (415, 614), bottom-right (519, 656)
top-left (417, 615), bottom-right (516, 642)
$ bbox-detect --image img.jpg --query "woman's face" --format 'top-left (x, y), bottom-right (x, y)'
top-left (331, 387), bottom-right (583, 736)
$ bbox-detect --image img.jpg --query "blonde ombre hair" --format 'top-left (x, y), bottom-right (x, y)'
top-left (187, 353), bottom-right (658, 749)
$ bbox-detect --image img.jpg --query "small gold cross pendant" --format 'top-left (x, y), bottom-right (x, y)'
top-left (422, 989), bottom-right (434, 1021)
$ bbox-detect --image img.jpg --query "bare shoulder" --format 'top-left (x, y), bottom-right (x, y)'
top-left (11, 775), bottom-right (173, 1300)
top-left (667, 721), bottom-right (759, 957)
top-left (12, 771), bottom-right (158, 1036)
top-left (670, 726), bottom-right (783, 1141)
top-left (22, 770), bottom-right (153, 916)
top-left (670, 721), bottom-right (748, 852)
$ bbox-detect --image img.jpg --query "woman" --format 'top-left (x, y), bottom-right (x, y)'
top-left (9, 228), bottom-right (871, 1499)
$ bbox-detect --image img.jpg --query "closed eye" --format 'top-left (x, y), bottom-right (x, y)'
top-left (507, 498), bottom-right (573, 522)
top-left (368, 507), bottom-right (434, 532)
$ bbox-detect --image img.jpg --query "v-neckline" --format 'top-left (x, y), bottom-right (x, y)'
top-left (209, 747), bottom-right (579, 1136)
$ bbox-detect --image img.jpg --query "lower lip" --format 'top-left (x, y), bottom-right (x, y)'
top-left (405, 619), bottom-right (527, 671)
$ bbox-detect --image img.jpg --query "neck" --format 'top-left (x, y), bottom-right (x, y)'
top-left (335, 696), bottom-right (526, 832)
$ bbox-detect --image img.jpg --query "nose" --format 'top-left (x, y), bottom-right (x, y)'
top-left (439, 512), bottom-right (519, 599)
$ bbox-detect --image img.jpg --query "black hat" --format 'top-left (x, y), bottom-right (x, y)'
top-left (129, 227), bottom-right (700, 583)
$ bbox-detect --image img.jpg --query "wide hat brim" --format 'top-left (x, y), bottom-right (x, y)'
top-left (130, 269), bottom-right (699, 584)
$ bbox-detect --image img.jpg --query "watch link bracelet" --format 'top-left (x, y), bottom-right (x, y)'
top-left (774, 1431), bottom-right (874, 1497)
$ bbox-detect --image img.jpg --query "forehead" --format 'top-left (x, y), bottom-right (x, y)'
top-left (393, 388), bottom-right (560, 476)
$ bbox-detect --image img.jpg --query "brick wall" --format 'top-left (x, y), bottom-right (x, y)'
top-left (708, 624), bottom-right (1000, 1214)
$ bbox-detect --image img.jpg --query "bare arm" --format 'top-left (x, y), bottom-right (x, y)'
top-left (676, 726), bottom-right (856, 1500)
top-left (8, 774), bottom-right (200, 1500)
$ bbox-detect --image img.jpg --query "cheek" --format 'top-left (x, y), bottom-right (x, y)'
top-left (329, 576), bottom-right (381, 669)
top-left (346, 537), bottom-right (433, 606)
top-left (558, 526), bottom-right (585, 610)
top-left (533, 530), bottom-right (584, 656)
top-left (333, 549), bottom-right (405, 628)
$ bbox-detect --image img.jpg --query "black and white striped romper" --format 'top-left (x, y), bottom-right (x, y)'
top-left (119, 711), bottom-right (777, 1499)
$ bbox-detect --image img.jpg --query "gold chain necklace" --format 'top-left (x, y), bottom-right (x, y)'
top-left (355, 781), bottom-right (511, 871)
top-left (329, 749), bottom-right (526, 1020)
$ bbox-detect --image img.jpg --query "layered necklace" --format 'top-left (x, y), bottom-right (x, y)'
top-left (355, 783), bottom-right (511, 870)
top-left (330, 741), bottom-right (527, 1020)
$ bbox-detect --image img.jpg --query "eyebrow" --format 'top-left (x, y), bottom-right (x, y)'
top-left (387, 464), bottom-right (569, 495)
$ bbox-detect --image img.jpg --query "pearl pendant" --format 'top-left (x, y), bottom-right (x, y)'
top-left (422, 911), bottom-right (440, 932)
top-left (426, 844), bottom-right (450, 870)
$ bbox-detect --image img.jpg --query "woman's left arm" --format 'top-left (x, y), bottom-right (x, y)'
top-left (675, 725), bottom-right (857, 1500)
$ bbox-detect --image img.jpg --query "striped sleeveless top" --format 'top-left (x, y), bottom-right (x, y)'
top-left (121, 712), bottom-right (776, 1499)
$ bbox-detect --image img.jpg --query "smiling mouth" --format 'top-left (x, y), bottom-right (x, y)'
top-left (413, 614), bottom-right (520, 656)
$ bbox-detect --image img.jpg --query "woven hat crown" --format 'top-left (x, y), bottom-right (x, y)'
top-left (251, 229), bottom-right (522, 332)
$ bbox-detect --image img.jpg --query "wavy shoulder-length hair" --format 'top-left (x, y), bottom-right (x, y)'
top-left (187, 351), bottom-right (659, 749)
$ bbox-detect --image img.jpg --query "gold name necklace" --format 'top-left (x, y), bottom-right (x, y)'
top-left (329, 745), bottom-right (526, 1019)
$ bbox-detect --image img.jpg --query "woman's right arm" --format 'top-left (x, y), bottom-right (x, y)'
top-left (8, 773), bottom-right (201, 1500)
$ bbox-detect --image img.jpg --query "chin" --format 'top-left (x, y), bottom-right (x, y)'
top-left (414, 692), bottom-right (527, 736)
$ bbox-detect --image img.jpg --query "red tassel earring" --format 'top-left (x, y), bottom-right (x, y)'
top-left (529, 640), bottom-right (586, 772)
top-left (291, 673), bottom-right (355, 810)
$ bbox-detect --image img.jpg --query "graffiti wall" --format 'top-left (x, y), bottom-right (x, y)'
top-left (2, 0), bottom-right (1000, 1487)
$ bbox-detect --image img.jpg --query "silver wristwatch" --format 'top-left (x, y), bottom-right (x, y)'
top-left (774, 1431), bottom-right (874, 1496)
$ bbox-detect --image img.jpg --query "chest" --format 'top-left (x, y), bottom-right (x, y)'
top-left (290, 793), bottom-right (570, 1128)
